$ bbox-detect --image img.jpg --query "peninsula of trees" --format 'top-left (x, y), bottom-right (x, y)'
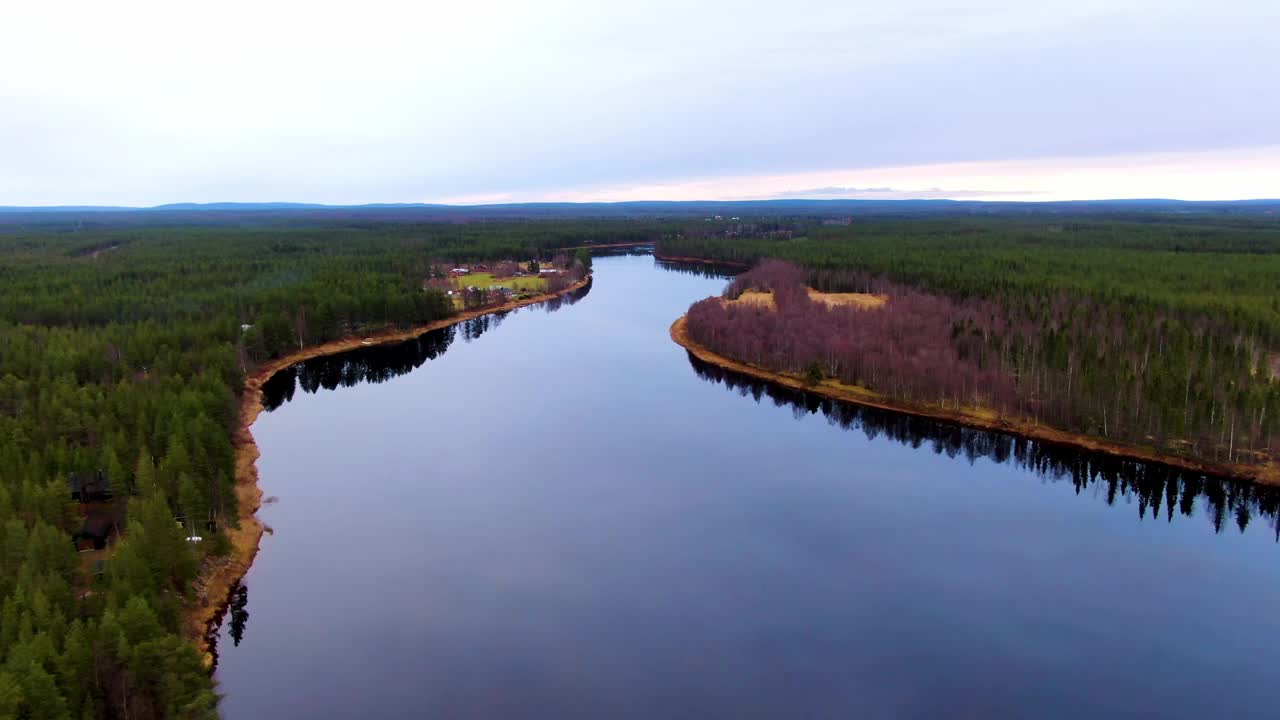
top-left (666, 215), bottom-right (1280, 481)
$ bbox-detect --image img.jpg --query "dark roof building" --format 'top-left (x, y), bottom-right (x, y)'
top-left (69, 470), bottom-right (113, 503)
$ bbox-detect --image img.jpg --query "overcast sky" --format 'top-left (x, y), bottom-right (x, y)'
top-left (3, 0), bottom-right (1277, 205)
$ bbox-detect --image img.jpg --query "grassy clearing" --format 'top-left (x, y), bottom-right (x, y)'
top-left (727, 288), bottom-right (886, 311)
top-left (452, 272), bottom-right (547, 292)
top-left (731, 290), bottom-right (776, 309)
top-left (807, 289), bottom-right (887, 309)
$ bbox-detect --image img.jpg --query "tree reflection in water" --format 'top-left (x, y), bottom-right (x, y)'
top-left (228, 583), bottom-right (249, 647)
top-left (206, 581), bottom-right (250, 667)
top-left (260, 279), bottom-right (590, 411)
top-left (686, 351), bottom-right (1280, 539)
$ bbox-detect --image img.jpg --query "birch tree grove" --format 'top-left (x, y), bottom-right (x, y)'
top-left (683, 239), bottom-right (1280, 470)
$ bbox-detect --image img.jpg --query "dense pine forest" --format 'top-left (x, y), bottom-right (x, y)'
top-left (0, 220), bottom-right (629, 719)
top-left (666, 216), bottom-right (1280, 476)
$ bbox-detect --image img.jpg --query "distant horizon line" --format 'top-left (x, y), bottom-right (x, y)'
top-left (3, 197), bottom-right (1279, 212)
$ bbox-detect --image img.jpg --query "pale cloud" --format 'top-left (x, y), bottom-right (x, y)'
top-left (765, 187), bottom-right (1045, 200)
top-left (1, 0), bottom-right (1276, 205)
top-left (431, 192), bottom-right (517, 206)
top-left (519, 147), bottom-right (1280, 204)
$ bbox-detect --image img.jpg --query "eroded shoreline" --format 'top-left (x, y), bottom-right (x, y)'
top-left (188, 275), bottom-right (593, 666)
top-left (670, 315), bottom-right (1280, 487)
top-left (653, 252), bottom-right (750, 268)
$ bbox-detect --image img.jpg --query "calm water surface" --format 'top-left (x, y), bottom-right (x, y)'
top-left (215, 253), bottom-right (1280, 718)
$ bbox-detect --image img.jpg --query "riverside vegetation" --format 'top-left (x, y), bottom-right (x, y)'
top-left (0, 220), bottom-right (604, 719)
top-left (665, 216), bottom-right (1280, 479)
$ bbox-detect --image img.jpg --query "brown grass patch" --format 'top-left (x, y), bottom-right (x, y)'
top-left (807, 289), bottom-right (888, 309)
top-left (726, 288), bottom-right (886, 311)
top-left (730, 290), bottom-right (776, 310)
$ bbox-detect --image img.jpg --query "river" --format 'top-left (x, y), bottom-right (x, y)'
top-left (214, 252), bottom-right (1280, 718)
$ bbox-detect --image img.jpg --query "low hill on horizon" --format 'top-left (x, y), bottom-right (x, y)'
top-left (1, 198), bottom-right (1277, 229)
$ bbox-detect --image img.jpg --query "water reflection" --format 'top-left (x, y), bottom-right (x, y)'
top-left (653, 258), bottom-right (739, 280)
top-left (205, 581), bottom-right (250, 667)
top-left (590, 246), bottom-right (655, 258)
top-left (261, 279), bottom-right (590, 411)
top-left (686, 351), bottom-right (1280, 538)
top-left (228, 583), bottom-right (249, 646)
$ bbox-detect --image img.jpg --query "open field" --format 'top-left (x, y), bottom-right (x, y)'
top-left (729, 290), bottom-right (776, 309)
top-left (452, 272), bottom-right (548, 292)
top-left (807, 289), bottom-right (887, 309)
top-left (727, 288), bottom-right (887, 311)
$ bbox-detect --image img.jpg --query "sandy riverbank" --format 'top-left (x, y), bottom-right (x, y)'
top-left (653, 252), bottom-right (750, 268)
top-left (557, 241), bottom-right (655, 251)
top-left (187, 274), bottom-right (592, 666)
top-left (670, 315), bottom-right (1280, 487)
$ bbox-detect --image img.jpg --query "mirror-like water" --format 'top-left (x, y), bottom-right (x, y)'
top-left (215, 253), bottom-right (1280, 719)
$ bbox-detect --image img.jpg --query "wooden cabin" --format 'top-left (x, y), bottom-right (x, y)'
top-left (69, 470), bottom-right (112, 503)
